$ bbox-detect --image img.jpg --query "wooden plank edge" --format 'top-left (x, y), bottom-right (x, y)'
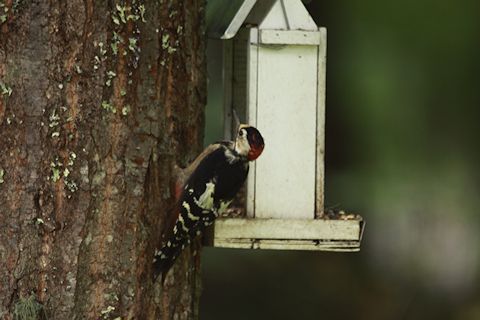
top-left (211, 239), bottom-right (361, 252)
top-left (204, 217), bottom-right (365, 252)
top-left (212, 217), bottom-right (363, 241)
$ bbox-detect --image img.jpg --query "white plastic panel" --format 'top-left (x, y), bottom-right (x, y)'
top-left (253, 44), bottom-right (318, 219)
top-left (207, 217), bottom-right (364, 252)
top-left (259, 30), bottom-right (321, 45)
top-left (245, 28), bottom-right (259, 218)
top-left (259, 0), bottom-right (318, 31)
top-left (315, 28), bottom-right (327, 216)
top-left (214, 218), bottom-right (362, 241)
top-left (258, 0), bottom-right (288, 30)
top-left (281, 0), bottom-right (318, 30)
top-left (207, 0), bottom-right (318, 39)
top-left (222, 0), bottom-right (258, 39)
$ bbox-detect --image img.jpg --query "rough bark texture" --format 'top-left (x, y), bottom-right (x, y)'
top-left (0, 0), bottom-right (206, 319)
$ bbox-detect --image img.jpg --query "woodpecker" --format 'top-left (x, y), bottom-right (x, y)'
top-left (153, 124), bottom-right (265, 280)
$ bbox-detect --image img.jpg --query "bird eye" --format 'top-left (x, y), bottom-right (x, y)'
top-left (238, 130), bottom-right (244, 137)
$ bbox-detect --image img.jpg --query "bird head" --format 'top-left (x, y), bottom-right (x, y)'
top-left (235, 124), bottom-right (265, 161)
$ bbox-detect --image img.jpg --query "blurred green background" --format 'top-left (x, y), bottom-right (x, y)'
top-left (201, 1), bottom-right (480, 319)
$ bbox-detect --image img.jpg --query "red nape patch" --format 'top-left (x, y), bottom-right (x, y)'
top-left (247, 145), bottom-right (264, 161)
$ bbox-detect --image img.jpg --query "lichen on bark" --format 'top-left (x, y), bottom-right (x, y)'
top-left (0, 1), bottom-right (206, 319)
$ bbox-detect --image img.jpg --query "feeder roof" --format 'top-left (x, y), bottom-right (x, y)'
top-left (206, 0), bottom-right (318, 40)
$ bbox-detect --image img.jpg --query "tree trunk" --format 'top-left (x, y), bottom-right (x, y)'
top-left (0, 1), bottom-right (206, 319)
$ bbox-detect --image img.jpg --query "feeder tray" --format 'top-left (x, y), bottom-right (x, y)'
top-left (205, 211), bottom-right (365, 252)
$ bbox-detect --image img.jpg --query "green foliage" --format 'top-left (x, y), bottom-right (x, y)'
top-left (50, 158), bottom-right (62, 182)
top-left (0, 1), bottom-right (9, 24)
top-left (111, 2), bottom-right (146, 26)
top-left (0, 81), bottom-right (13, 96)
top-left (101, 100), bottom-right (117, 114)
top-left (0, 0), bottom-right (25, 24)
top-left (13, 295), bottom-right (45, 320)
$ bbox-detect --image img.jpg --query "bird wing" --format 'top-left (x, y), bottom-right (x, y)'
top-left (161, 143), bottom-right (228, 243)
top-left (153, 143), bottom-right (231, 279)
top-left (182, 142), bottom-right (232, 182)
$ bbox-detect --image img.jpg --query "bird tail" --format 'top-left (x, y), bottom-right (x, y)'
top-left (152, 235), bottom-right (188, 281)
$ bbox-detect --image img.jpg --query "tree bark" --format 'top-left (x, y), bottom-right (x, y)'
top-left (0, 0), bottom-right (206, 319)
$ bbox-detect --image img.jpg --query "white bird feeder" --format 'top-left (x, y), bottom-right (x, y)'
top-left (205, 0), bottom-right (364, 251)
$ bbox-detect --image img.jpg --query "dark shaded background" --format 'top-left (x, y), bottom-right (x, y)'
top-left (201, 1), bottom-right (480, 319)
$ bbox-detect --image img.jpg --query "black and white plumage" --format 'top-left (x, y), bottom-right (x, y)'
top-left (153, 125), bottom-right (265, 280)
